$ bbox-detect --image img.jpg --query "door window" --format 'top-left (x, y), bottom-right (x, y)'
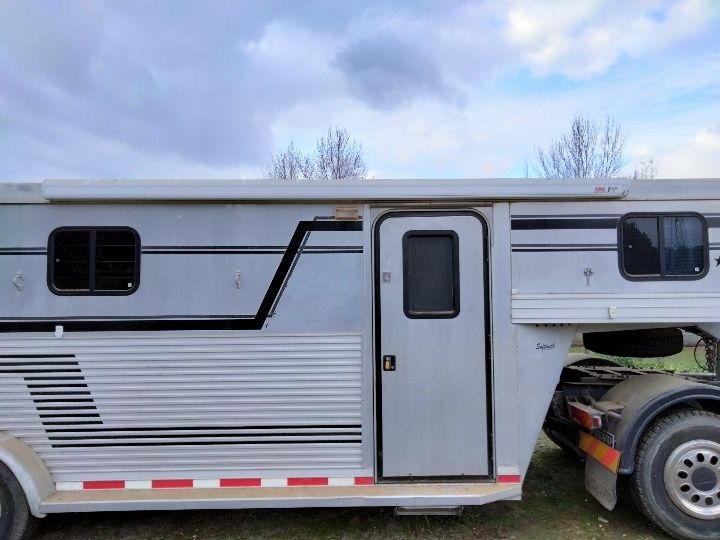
top-left (402, 231), bottom-right (459, 318)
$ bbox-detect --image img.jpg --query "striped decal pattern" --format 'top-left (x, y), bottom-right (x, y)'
top-left (56, 477), bottom-right (375, 491)
top-left (511, 214), bottom-right (620, 253)
top-left (578, 432), bottom-right (621, 473)
top-left (0, 218), bottom-right (363, 333)
top-left (0, 334), bottom-right (364, 481)
top-left (511, 217), bottom-right (619, 230)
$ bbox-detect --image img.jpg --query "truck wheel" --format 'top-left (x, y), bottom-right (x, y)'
top-left (583, 328), bottom-right (683, 358)
top-left (0, 463), bottom-right (36, 540)
top-left (630, 408), bottom-right (720, 539)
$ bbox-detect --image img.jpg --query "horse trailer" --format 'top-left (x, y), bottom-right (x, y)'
top-left (0, 178), bottom-right (718, 539)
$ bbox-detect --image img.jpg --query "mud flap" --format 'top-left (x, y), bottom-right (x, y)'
top-left (585, 457), bottom-right (617, 511)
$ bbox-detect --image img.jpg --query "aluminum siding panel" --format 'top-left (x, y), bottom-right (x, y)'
top-left (0, 332), bottom-right (364, 481)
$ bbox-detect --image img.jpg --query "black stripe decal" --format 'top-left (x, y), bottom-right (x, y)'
top-left (0, 247), bottom-right (46, 255)
top-left (254, 220), bottom-right (361, 330)
top-left (512, 248), bottom-right (617, 252)
top-left (144, 246), bottom-right (361, 249)
top-left (0, 219), bottom-right (362, 333)
top-left (0, 354), bottom-right (75, 358)
top-left (511, 243), bottom-right (617, 248)
top-left (142, 248), bottom-right (362, 254)
top-left (0, 248), bottom-right (363, 255)
top-left (511, 214), bottom-right (621, 219)
top-left (1, 368), bottom-right (80, 374)
top-left (41, 421), bottom-right (103, 425)
top-left (0, 315), bottom-right (255, 321)
top-left (1, 358), bottom-right (362, 448)
top-left (43, 424), bottom-right (361, 433)
top-left (511, 244), bottom-right (617, 252)
top-left (142, 244), bottom-right (362, 252)
top-left (511, 218), bottom-right (619, 230)
top-left (512, 215), bottom-right (720, 230)
top-left (142, 250), bottom-right (362, 255)
top-left (49, 439), bottom-right (361, 448)
top-left (0, 356), bottom-right (104, 428)
top-left (24, 376), bottom-right (85, 381)
top-left (47, 431), bottom-right (361, 440)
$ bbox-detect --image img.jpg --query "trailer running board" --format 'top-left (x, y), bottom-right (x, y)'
top-left (39, 483), bottom-right (521, 514)
top-left (395, 505), bottom-right (464, 516)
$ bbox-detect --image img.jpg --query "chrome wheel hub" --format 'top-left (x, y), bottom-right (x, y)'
top-left (664, 439), bottom-right (720, 519)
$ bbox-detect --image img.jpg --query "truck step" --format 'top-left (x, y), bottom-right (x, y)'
top-left (395, 505), bottom-right (464, 516)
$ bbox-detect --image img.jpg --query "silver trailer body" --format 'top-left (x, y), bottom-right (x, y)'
top-left (0, 178), bottom-right (718, 534)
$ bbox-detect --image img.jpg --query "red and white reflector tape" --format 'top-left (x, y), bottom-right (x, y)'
top-left (496, 475), bottom-right (521, 484)
top-left (496, 466), bottom-right (522, 484)
top-left (56, 476), bottom-right (375, 491)
top-left (57, 471), bottom-right (523, 491)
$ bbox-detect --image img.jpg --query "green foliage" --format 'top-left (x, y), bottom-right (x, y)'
top-left (572, 346), bottom-right (708, 373)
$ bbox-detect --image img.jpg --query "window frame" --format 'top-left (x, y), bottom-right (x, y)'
top-left (617, 212), bottom-right (709, 281)
top-left (47, 226), bottom-right (141, 296)
top-left (402, 229), bottom-right (460, 319)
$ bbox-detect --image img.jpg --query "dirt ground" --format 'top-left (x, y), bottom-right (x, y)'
top-left (34, 435), bottom-right (672, 540)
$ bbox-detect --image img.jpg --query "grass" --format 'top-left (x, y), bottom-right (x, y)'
top-left (34, 436), bottom-right (672, 540)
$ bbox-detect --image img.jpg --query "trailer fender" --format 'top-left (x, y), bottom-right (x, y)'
top-left (0, 432), bottom-right (54, 517)
top-left (600, 374), bottom-right (720, 475)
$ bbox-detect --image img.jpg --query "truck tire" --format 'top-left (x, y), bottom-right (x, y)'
top-left (629, 408), bottom-right (720, 539)
top-left (0, 463), bottom-right (36, 540)
top-left (583, 328), bottom-right (683, 358)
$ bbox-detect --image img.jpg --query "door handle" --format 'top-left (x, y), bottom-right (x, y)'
top-left (383, 355), bottom-right (396, 371)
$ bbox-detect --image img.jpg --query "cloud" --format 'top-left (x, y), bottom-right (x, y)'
top-left (505, 0), bottom-right (719, 79)
top-left (0, 0), bottom-right (718, 179)
top-left (330, 2), bottom-right (514, 109)
top-left (334, 34), bottom-right (458, 109)
top-left (657, 127), bottom-right (720, 178)
top-left (0, 1), bottom-right (354, 178)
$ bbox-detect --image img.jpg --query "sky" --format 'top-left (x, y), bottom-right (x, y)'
top-left (0, 0), bottom-right (719, 180)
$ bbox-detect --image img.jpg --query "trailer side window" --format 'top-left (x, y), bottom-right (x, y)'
top-left (403, 231), bottom-right (459, 318)
top-left (620, 214), bottom-right (706, 279)
top-left (49, 227), bottom-right (140, 295)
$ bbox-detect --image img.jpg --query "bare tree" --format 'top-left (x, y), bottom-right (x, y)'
top-left (313, 126), bottom-right (367, 180)
top-left (534, 115), bottom-right (627, 178)
top-left (264, 126), bottom-right (367, 180)
top-left (263, 141), bottom-right (315, 180)
top-left (522, 157), bottom-right (530, 178)
top-left (633, 155), bottom-right (658, 180)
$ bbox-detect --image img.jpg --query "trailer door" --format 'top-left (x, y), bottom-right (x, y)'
top-left (375, 211), bottom-right (491, 479)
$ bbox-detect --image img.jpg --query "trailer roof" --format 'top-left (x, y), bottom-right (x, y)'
top-left (1, 178), bottom-right (720, 203)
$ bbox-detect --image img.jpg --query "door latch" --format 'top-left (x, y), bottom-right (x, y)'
top-left (383, 355), bottom-right (396, 371)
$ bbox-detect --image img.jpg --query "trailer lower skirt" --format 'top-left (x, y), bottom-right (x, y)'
top-left (40, 482), bottom-right (522, 513)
